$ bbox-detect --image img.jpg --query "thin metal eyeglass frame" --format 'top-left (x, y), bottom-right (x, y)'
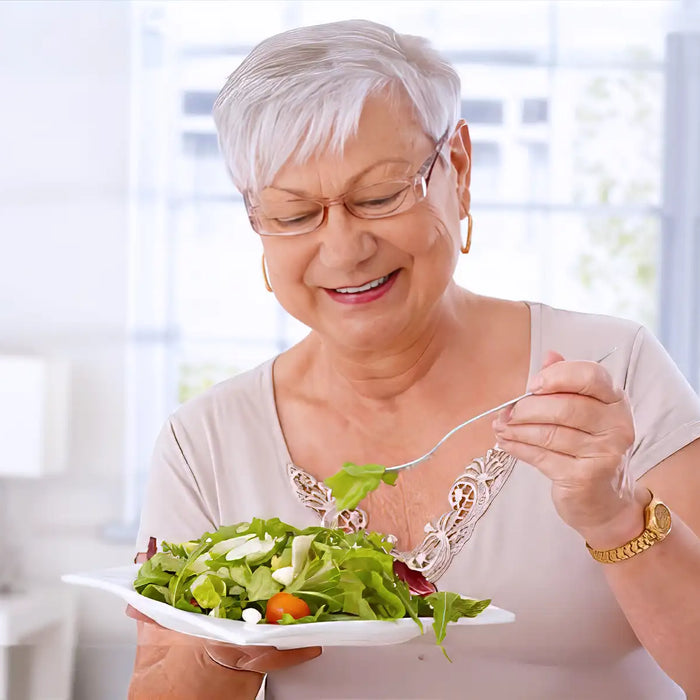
top-left (245, 128), bottom-right (451, 237)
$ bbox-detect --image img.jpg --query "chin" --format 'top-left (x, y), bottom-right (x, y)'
top-left (325, 314), bottom-right (412, 353)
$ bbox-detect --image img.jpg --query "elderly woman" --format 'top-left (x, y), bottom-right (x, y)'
top-left (129, 19), bottom-right (700, 700)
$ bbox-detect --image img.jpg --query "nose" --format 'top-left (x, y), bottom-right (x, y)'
top-left (317, 203), bottom-right (377, 270)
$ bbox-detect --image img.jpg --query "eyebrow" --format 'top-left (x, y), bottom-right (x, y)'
top-left (264, 157), bottom-right (412, 198)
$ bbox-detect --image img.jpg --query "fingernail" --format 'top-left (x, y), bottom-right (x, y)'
top-left (527, 376), bottom-right (544, 393)
top-left (502, 405), bottom-right (514, 422)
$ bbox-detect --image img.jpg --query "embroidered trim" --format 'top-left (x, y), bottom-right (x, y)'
top-left (287, 463), bottom-right (369, 532)
top-left (286, 448), bottom-right (516, 582)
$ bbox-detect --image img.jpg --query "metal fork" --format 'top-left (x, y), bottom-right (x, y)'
top-left (383, 346), bottom-right (618, 473)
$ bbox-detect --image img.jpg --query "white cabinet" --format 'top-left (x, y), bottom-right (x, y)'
top-left (0, 356), bottom-right (70, 478)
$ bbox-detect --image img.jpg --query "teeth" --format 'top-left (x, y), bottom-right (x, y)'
top-left (335, 275), bottom-right (389, 294)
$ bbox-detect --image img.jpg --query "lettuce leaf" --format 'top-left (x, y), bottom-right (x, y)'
top-left (190, 574), bottom-right (226, 609)
top-left (324, 462), bottom-right (399, 511)
top-left (139, 583), bottom-right (172, 604)
top-left (246, 566), bottom-right (283, 602)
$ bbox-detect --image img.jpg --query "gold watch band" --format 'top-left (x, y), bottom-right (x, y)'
top-left (586, 529), bottom-right (659, 564)
top-left (586, 490), bottom-right (671, 564)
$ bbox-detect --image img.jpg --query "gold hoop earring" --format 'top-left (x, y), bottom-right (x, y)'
top-left (261, 253), bottom-right (273, 292)
top-left (461, 213), bottom-right (473, 255)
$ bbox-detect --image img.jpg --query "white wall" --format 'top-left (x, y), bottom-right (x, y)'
top-left (0, 2), bottom-right (137, 698)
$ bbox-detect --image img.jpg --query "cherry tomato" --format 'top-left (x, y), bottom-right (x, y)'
top-left (265, 592), bottom-right (311, 624)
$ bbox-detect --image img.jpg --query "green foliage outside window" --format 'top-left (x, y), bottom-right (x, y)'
top-left (178, 362), bottom-right (240, 403)
top-left (573, 53), bottom-right (660, 330)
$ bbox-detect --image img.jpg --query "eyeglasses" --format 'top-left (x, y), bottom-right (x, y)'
top-left (245, 128), bottom-right (450, 237)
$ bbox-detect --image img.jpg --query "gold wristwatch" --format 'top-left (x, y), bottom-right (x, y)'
top-left (586, 490), bottom-right (672, 564)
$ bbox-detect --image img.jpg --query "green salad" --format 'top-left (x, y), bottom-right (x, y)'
top-left (134, 517), bottom-right (490, 657)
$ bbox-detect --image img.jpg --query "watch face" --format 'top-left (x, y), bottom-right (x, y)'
top-left (654, 503), bottom-right (672, 532)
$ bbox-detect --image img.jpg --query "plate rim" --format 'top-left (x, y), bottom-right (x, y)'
top-left (61, 564), bottom-right (515, 647)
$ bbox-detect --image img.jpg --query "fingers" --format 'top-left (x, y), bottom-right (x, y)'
top-left (496, 393), bottom-right (628, 437)
top-left (205, 642), bottom-right (322, 673)
top-left (493, 436), bottom-right (578, 480)
top-left (239, 645), bottom-right (322, 673)
top-left (494, 351), bottom-right (634, 451)
top-left (493, 422), bottom-right (620, 459)
top-left (528, 354), bottom-right (621, 405)
top-left (127, 606), bottom-right (193, 642)
top-left (493, 392), bottom-right (634, 475)
top-left (492, 350), bottom-right (637, 535)
top-left (495, 348), bottom-right (631, 437)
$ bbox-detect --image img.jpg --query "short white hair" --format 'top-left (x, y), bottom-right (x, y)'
top-left (213, 19), bottom-right (461, 195)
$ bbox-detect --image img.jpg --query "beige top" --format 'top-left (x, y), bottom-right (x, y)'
top-left (137, 302), bottom-right (700, 699)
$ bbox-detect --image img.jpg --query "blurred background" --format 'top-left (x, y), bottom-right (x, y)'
top-left (0, 1), bottom-right (698, 698)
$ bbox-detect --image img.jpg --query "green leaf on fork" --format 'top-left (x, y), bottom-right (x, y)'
top-left (323, 462), bottom-right (398, 512)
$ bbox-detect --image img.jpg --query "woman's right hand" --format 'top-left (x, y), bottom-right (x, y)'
top-left (127, 604), bottom-right (322, 673)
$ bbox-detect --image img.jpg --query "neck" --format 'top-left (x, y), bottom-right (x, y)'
top-left (311, 286), bottom-right (476, 403)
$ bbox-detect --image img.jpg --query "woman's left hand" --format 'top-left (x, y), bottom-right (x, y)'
top-left (492, 351), bottom-right (638, 543)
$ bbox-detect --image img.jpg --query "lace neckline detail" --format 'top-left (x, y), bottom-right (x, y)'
top-left (287, 448), bottom-right (517, 583)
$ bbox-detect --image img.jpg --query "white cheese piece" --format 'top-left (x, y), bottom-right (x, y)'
top-left (271, 566), bottom-right (295, 586)
top-left (210, 534), bottom-right (256, 556)
top-left (242, 607), bottom-right (262, 625)
top-left (226, 533), bottom-right (277, 561)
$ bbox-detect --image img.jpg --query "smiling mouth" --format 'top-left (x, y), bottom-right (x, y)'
top-left (332, 272), bottom-right (396, 294)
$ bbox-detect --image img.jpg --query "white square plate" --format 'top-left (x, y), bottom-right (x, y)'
top-left (62, 564), bottom-right (514, 649)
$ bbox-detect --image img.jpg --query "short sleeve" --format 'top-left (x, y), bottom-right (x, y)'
top-left (625, 325), bottom-right (700, 480)
top-left (135, 416), bottom-right (217, 552)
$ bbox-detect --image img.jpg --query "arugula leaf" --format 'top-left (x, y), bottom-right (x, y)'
top-left (392, 577), bottom-right (424, 634)
top-left (324, 462), bottom-right (398, 511)
top-left (170, 537), bottom-right (217, 606)
top-left (162, 542), bottom-right (190, 559)
top-left (425, 592), bottom-right (492, 660)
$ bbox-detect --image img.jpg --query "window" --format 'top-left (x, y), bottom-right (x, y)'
top-left (522, 98), bottom-right (548, 125)
top-left (115, 1), bottom-right (700, 535)
top-left (461, 99), bottom-right (504, 124)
